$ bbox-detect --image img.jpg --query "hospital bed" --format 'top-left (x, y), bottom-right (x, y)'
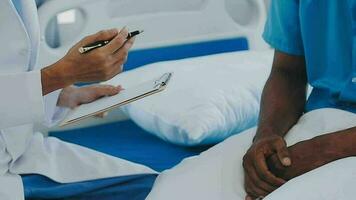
top-left (27, 0), bottom-right (270, 199)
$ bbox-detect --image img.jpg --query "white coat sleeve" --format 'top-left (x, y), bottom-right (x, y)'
top-left (0, 70), bottom-right (44, 130)
top-left (43, 89), bottom-right (70, 127)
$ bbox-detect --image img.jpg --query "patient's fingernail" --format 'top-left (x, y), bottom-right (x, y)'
top-left (282, 157), bottom-right (291, 166)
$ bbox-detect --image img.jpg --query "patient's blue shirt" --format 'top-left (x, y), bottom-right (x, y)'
top-left (263, 0), bottom-right (356, 113)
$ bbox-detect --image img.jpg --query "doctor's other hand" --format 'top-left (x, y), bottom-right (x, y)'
top-left (242, 134), bottom-right (291, 200)
top-left (57, 84), bottom-right (123, 109)
top-left (41, 27), bottom-right (134, 95)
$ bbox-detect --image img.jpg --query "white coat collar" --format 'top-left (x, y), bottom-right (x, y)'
top-left (10, 0), bottom-right (41, 70)
top-left (0, 0), bottom-right (31, 73)
top-left (0, 0), bottom-right (38, 163)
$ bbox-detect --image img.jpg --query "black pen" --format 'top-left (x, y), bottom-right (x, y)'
top-left (79, 30), bottom-right (144, 54)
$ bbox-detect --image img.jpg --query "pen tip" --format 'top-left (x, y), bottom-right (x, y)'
top-left (139, 30), bottom-right (144, 33)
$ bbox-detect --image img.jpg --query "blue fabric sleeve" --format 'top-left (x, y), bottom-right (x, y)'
top-left (263, 0), bottom-right (304, 55)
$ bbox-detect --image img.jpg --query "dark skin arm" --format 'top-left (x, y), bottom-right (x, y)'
top-left (254, 51), bottom-right (307, 141)
top-left (267, 126), bottom-right (356, 180)
top-left (242, 50), bottom-right (308, 199)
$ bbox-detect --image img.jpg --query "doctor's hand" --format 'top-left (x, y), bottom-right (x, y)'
top-left (57, 84), bottom-right (123, 109)
top-left (243, 134), bottom-right (291, 200)
top-left (41, 27), bottom-right (134, 95)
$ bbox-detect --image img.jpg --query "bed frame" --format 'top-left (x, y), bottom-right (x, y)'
top-left (24, 1), bottom-right (272, 197)
top-left (37, 0), bottom-right (270, 130)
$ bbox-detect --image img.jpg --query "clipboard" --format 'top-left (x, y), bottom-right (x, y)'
top-left (59, 72), bottom-right (172, 126)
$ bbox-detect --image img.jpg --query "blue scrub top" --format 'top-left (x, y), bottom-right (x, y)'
top-left (263, 0), bottom-right (356, 113)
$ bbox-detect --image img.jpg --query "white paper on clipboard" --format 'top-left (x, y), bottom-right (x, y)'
top-left (60, 72), bottom-right (172, 126)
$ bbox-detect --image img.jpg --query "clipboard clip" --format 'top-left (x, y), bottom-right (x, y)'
top-left (154, 72), bottom-right (172, 88)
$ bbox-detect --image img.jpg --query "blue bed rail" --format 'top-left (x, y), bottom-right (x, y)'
top-left (124, 37), bottom-right (248, 70)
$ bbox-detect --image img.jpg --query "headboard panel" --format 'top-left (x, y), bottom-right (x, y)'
top-left (37, 0), bottom-right (269, 69)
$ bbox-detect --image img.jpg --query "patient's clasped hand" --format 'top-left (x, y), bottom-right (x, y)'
top-left (147, 108), bottom-right (356, 200)
top-left (147, 1), bottom-right (356, 200)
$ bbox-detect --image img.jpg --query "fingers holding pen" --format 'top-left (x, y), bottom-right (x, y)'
top-left (81, 28), bottom-right (119, 48)
top-left (113, 37), bottom-right (135, 63)
top-left (61, 27), bottom-right (139, 84)
top-left (101, 28), bottom-right (134, 75)
top-left (105, 36), bottom-right (135, 77)
top-left (92, 28), bottom-right (132, 80)
top-left (121, 36), bottom-right (136, 53)
top-left (103, 27), bottom-right (129, 54)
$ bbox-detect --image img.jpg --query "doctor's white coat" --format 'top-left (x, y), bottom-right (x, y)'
top-left (0, 0), bottom-right (155, 199)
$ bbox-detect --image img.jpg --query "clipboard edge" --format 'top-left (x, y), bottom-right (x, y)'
top-left (59, 74), bottom-right (170, 127)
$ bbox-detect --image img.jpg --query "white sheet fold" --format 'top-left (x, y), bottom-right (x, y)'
top-left (147, 108), bottom-right (356, 200)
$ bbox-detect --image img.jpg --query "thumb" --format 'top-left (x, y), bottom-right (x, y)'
top-left (274, 141), bottom-right (291, 167)
top-left (76, 85), bottom-right (121, 105)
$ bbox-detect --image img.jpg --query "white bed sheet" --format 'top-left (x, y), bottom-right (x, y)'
top-left (146, 108), bottom-right (356, 200)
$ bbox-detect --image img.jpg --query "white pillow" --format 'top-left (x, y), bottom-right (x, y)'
top-left (106, 50), bottom-right (273, 146)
